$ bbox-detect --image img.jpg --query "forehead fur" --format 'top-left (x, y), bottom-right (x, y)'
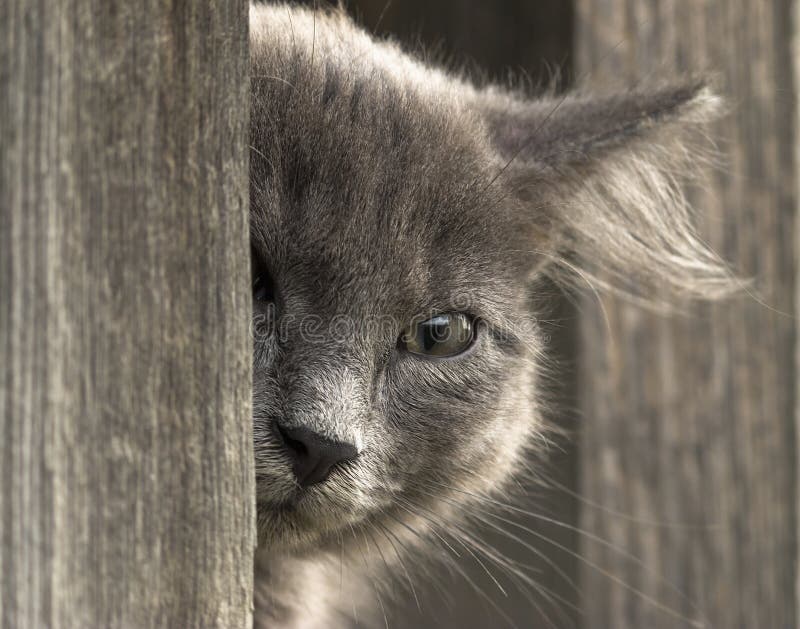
top-left (249, 4), bottom-right (533, 318)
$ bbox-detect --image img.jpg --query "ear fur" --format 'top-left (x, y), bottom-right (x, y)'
top-left (481, 81), bottom-right (738, 304)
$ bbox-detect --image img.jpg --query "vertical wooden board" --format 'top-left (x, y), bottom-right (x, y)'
top-left (575, 1), bottom-right (797, 627)
top-left (0, 1), bottom-right (254, 627)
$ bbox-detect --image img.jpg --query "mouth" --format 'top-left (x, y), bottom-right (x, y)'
top-left (255, 459), bottom-right (394, 551)
top-left (257, 481), bottom-right (316, 520)
top-left (256, 485), bottom-right (361, 551)
top-left (257, 487), bottom-right (314, 517)
top-left (259, 496), bottom-right (297, 515)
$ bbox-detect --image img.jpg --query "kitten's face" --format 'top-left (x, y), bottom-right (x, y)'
top-left (249, 4), bottom-right (724, 557)
top-left (250, 70), bottom-right (543, 551)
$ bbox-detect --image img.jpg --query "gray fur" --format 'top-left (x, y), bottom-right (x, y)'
top-left (249, 4), bottom-right (733, 627)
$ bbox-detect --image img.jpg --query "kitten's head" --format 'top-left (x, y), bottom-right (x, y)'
top-left (249, 4), bottom-right (731, 554)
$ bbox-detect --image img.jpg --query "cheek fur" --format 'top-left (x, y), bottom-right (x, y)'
top-left (382, 339), bottom-right (539, 487)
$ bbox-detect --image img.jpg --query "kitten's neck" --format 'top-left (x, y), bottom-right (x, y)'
top-left (254, 548), bottom-right (382, 629)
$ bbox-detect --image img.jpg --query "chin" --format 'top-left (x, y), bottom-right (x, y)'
top-left (256, 488), bottom-right (372, 555)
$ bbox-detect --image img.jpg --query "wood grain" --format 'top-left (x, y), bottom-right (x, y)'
top-left (575, 1), bottom-right (797, 627)
top-left (0, 1), bottom-right (254, 627)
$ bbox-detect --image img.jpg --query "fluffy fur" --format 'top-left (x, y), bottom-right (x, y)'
top-left (249, 4), bottom-right (733, 627)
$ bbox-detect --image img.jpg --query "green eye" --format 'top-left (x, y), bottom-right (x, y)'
top-left (401, 313), bottom-right (475, 358)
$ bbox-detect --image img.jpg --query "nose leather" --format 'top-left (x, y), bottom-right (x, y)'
top-left (274, 422), bottom-right (358, 487)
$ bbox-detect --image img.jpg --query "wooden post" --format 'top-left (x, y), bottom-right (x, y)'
top-left (575, 2), bottom-right (797, 627)
top-left (0, 1), bottom-right (254, 627)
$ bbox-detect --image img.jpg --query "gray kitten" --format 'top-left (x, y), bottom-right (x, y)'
top-left (249, 4), bottom-right (732, 627)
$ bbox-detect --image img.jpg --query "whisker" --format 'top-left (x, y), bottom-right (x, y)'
top-left (401, 494), bottom-right (575, 629)
top-left (352, 523), bottom-right (390, 629)
top-left (374, 519), bottom-right (422, 613)
top-left (251, 75), bottom-right (299, 92)
top-left (415, 484), bottom-right (580, 596)
top-left (540, 476), bottom-right (721, 530)
top-left (381, 510), bottom-right (458, 608)
top-left (372, 0), bottom-right (393, 34)
top-left (427, 480), bottom-right (706, 627)
top-left (364, 525), bottom-right (395, 597)
top-left (393, 498), bottom-right (520, 629)
top-left (484, 91), bottom-right (572, 193)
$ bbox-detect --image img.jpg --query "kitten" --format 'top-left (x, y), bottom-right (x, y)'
top-left (249, 3), bottom-right (732, 627)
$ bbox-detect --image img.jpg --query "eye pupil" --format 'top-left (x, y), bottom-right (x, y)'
top-left (422, 317), bottom-right (449, 350)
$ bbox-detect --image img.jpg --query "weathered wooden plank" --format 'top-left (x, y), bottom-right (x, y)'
top-left (0, 1), bottom-right (254, 627)
top-left (575, 1), bottom-right (797, 627)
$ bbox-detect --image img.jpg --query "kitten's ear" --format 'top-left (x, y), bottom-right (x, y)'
top-left (483, 82), bottom-right (718, 170)
top-left (480, 81), bottom-right (737, 303)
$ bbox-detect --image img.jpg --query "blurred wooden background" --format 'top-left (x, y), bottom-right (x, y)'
top-left (325, 1), bottom-right (798, 627)
top-left (576, 2), bottom-right (796, 628)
